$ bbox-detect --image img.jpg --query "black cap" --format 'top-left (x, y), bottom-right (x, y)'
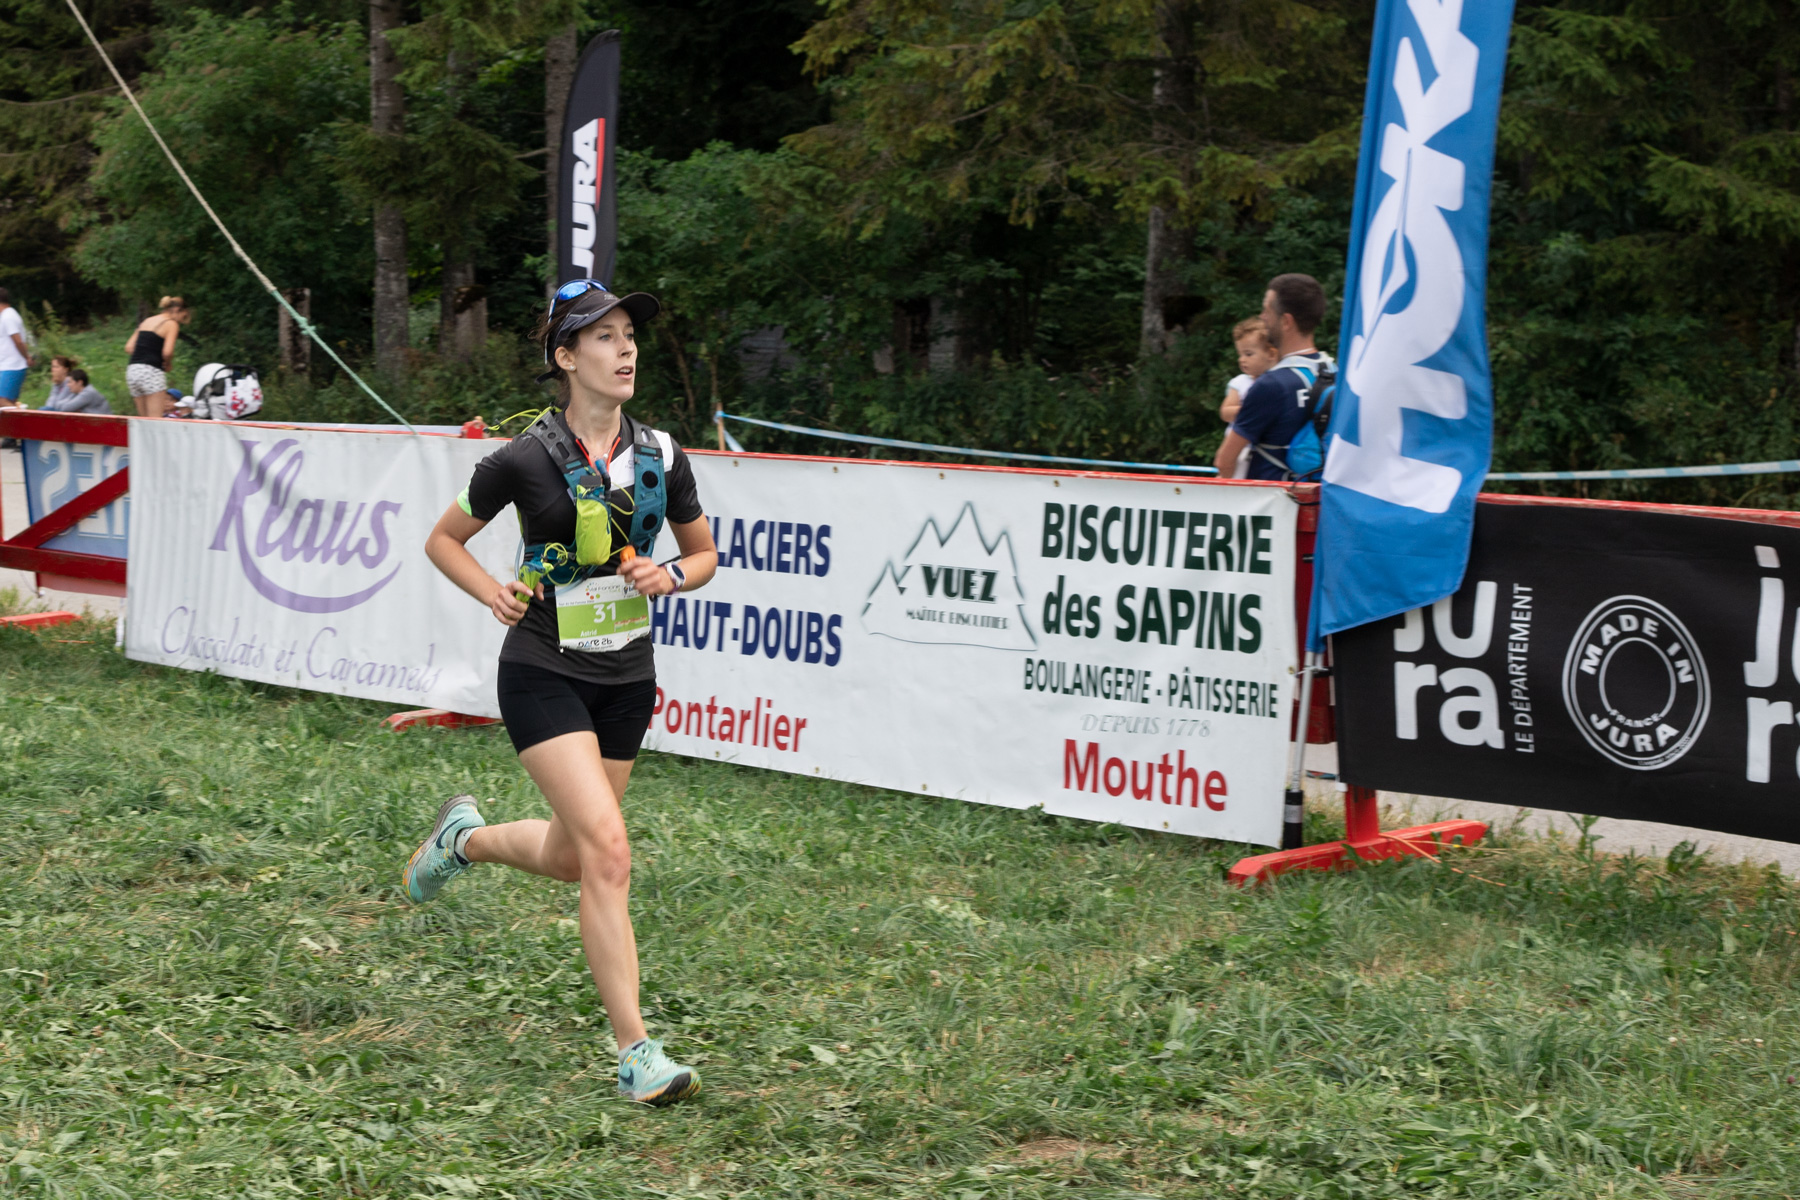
top-left (537, 288), bottom-right (660, 382)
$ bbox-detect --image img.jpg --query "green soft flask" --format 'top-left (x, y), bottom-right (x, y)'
top-left (571, 469), bottom-right (614, 566)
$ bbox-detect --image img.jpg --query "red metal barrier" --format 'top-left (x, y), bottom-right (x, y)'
top-left (0, 410), bottom-right (131, 592)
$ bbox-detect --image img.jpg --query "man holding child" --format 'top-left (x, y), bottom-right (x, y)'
top-left (1214, 273), bottom-right (1333, 482)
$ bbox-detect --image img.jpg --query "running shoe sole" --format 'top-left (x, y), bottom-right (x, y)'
top-left (627, 1071), bottom-right (700, 1107)
top-left (400, 794), bottom-right (478, 903)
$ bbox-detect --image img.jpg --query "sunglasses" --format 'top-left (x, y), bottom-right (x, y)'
top-left (549, 278), bottom-right (611, 322)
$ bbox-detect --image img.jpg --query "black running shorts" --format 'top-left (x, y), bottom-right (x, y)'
top-left (495, 660), bottom-right (657, 758)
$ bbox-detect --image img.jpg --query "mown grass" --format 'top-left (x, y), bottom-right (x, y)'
top-left (3, 615), bottom-right (1800, 1198)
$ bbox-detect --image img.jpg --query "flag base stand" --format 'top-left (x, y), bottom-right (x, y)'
top-left (383, 708), bottom-right (500, 731)
top-left (0, 611), bottom-right (79, 630)
top-left (1227, 785), bottom-right (1487, 886)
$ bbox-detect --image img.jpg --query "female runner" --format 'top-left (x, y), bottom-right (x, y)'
top-left (404, 281), bottom-right (718, 1106)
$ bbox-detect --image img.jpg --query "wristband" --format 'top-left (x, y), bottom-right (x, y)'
top-left (661, 559), bottom-right (688, 593)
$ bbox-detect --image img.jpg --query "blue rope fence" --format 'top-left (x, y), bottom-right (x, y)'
top-left (714, 412), bottom-right (1219, 475)
top-left (1486, 460), bottom-right (1800, 482)
top-left (717, 411), bottom-right (1800, 483)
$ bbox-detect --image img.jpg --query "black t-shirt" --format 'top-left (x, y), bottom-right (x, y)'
top-left (463, 411), bottom-right (703, 684)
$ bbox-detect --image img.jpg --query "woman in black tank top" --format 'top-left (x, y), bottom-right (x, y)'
top-left (123, 296), bottom-right (191, 417)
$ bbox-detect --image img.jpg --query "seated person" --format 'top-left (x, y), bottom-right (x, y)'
top-left (42, 367), bottom-right (112, 414)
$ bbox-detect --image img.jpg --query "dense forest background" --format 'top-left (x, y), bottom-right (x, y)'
top-left (3, 0), bottom-right (1798, 503)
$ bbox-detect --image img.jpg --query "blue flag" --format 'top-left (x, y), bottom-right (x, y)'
top-left (1312, 0), bottom-right (1515, 645)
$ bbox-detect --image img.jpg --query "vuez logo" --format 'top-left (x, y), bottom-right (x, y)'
top-left (1561, 597), bottom-right (1709, 770)
top-left (920, 566), bottom-right (997, 602)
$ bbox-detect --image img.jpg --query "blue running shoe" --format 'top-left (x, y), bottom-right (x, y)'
top-left (401, 795), bottom-right (484, 904)
top-left (617, 1038), bottom-right (700, 1106)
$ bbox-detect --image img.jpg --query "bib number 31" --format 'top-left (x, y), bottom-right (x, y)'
top-left (555, 575), bottom-right (651, 652)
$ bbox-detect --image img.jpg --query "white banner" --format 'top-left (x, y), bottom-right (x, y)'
top-left (645, 456), bottom-right (1300, 845)
top-left (125, 421), bottom-right (518, 716)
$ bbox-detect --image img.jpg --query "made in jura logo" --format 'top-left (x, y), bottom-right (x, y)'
top-left (862, 503), bottom-right (1035, 650)
top-left (1560, 596), bottom-right (1709, 771)
top-left (1390, 580), bottom-right (1710, 768)
top-left (209, 438), bottom-right (404, 614)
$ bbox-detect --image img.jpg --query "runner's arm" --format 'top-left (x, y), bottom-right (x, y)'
top-left (1214, 429), bottom-right (1250, 476)
top-left (618, 514), bottom-right (718, 597)
top-left (9, 332), bottom-right (28, 367)
top-left (425, 502), bottom-right (540, 626)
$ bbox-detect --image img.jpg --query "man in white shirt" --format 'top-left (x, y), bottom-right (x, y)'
top-left (0, 287), bottom-right (32, 405)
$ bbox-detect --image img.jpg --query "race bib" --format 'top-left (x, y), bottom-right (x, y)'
top-left (554, 574), bottom-right (651, 652)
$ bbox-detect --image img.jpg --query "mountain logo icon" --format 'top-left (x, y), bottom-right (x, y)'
top-left (862, 503), bottom-right (1037, 650)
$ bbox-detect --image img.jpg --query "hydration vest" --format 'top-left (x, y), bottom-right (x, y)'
top-left (516, 412), bottom-right (671, 590)
top-left (1250, 351), bottom-right (1336, 481)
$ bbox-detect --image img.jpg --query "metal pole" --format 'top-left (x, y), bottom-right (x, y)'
top-left (1282, 650), bottom-right (1320, 850)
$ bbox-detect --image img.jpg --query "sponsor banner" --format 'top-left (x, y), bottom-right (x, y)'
top-left (557, 31), bottom-right (620, 286)
top-left (1335, 501), bottom-right (1800, 844)
top-left (22, 437), bottom-right (129, 557)
top-left (125, 422), bottom-right (517, 716)
top-left (1315, 0), bottom-right (1515, 641)
top-left (643, 457), bottom-right (1300, 846)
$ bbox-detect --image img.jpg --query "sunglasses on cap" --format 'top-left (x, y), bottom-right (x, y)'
top-left (539, 280), bottom-right (614, 380)
top-left (549, 278), bottom-right (610, 320)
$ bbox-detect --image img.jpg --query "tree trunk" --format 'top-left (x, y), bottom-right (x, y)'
top-left (277, 287), bottom-right (311, 376)
top-left (1139, 0), bottom-right (1196, 359)
top-left (544, 23), bottom-right (578, 292)
top-left (440, 256), bottom-right (478, 358)
top-left (439, 48), bottom-right (478, 361)
top-left (370, 0), bottom-right (409, 375)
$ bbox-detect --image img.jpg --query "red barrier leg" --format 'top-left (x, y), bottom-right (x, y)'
top-left (0, 611), bottom-right (79, 630)
top-left (383, 708), bottom-right (501, 731)
top-left (1227, 785), bottom-right (1488, 886)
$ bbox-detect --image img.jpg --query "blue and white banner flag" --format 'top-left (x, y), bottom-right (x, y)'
top-left (1313, 0), bottom-right (1515, 643)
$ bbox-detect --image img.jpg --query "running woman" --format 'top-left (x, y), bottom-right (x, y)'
top-left (404, 281), bottom-right (718, 1106)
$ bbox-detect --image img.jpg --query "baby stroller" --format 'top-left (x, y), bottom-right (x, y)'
top-left (187, 362), bottom-right (263, 420)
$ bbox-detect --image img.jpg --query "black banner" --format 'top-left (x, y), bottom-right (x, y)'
top-left (1335, 500), bottom-right (1800, 844)
top-left (557, 31), bottom-right (620, 288)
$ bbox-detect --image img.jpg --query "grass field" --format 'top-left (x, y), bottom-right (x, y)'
top-left (3, 608), bottom-right (1800, 1198)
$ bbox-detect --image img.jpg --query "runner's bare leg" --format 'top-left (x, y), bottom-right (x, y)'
top-left (462, 734), bottom-right (646, 1046)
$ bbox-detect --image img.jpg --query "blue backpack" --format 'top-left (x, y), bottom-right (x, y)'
top-left (1253, 353), bottom-right (1336, 481)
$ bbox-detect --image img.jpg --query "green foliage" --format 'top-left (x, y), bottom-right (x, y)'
top-left (259, 330), bottom-right (548, 428)
top-left (1485, 0), bottom-right (1800, 506)
top-left (0, 0), bottom-right (157, 318)
top-left (4, 621), bottom-right (1800, 1196)
top-left (788, 0), bottom-right (1364, 230)
top-left (605, 0), bottom-right (828, 158)
top-left (72, 12), bottom-right (372, 365)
